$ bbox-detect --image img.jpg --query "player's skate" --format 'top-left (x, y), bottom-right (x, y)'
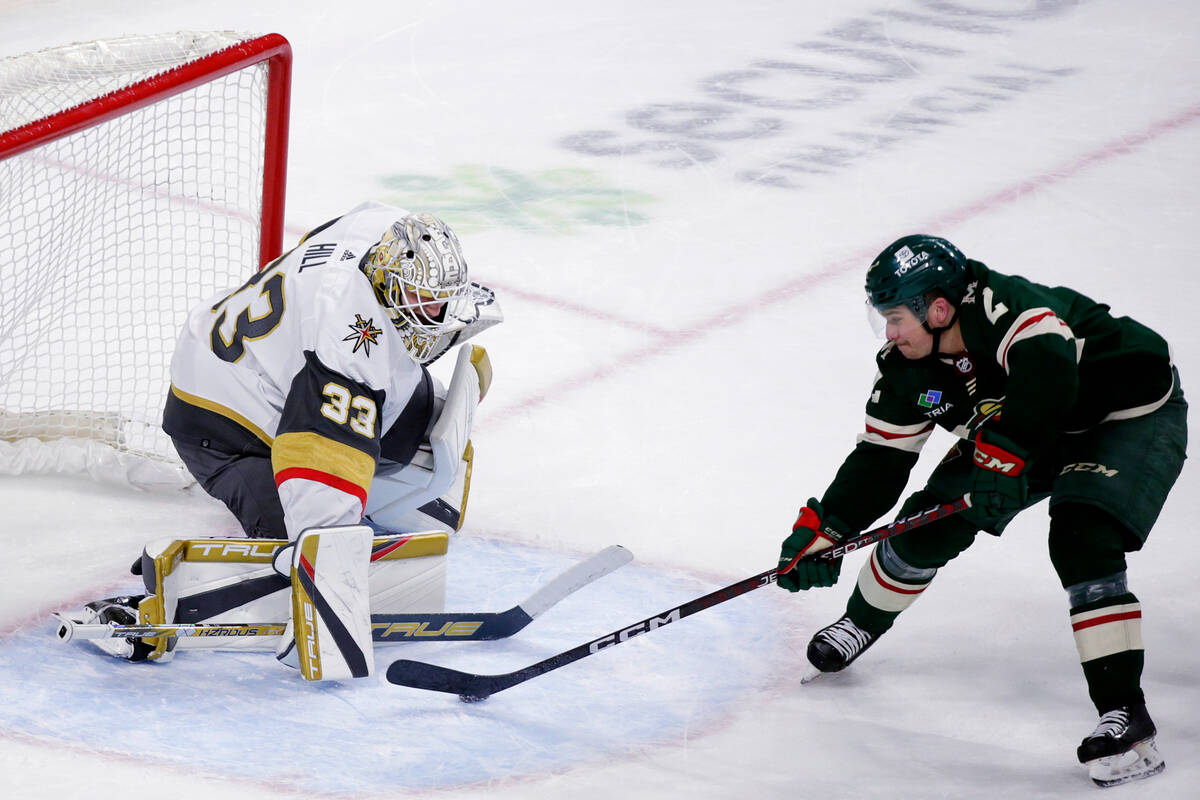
top-left (1077, 704), bottom-right (1164, 787)
top-left (75, 596), bottom-right (153, 661)
top-left (801, 615), bottom-right (880, 683)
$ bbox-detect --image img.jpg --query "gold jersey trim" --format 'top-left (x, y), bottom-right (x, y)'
top-left (169, 384), bottom-right (273, 446)
top-left (272, 431), bottom-right (375, 494)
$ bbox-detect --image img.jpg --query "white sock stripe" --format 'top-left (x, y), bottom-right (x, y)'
top-left (855, 549), bottom-right (929, 613)
top-left (869, 547), bottom-right (929, 593)
top-left (1071, 604), bottom-right (1143, 662)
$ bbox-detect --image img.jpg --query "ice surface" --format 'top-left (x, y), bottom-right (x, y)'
top-left (2, 536), bottom-right (789, 794)
top-left (2, 1), bottom-right (1198, 798)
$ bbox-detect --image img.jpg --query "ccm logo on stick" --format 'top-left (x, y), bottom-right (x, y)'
top-left (589, 609), bottom-right (682, 653)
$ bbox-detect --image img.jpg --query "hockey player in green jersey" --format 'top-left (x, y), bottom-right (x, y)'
top-left (776, 235), bottom-right (1185, 788)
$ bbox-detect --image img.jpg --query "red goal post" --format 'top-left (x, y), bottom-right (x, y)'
top-left (0, 32), bottom-right (292, 489)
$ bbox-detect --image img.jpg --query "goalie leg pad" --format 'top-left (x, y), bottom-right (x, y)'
top-left (288, 525), bottom-right (375, 681)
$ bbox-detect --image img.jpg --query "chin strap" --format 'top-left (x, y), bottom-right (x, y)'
top-left (922, 307), bottom-right (959, 356)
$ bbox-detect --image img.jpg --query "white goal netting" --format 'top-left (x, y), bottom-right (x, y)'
top-left (0, 32), bottom-right (288, 489)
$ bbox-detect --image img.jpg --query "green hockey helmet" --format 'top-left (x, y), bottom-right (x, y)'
top-left (865, 234), bottom-right (970, 320)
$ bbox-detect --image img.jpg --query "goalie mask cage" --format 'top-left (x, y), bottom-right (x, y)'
top-left (0, 32), bottom-right (290, 489)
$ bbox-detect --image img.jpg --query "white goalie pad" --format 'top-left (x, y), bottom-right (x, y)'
top-left (364, 344), bottom-right (491, 533)
top-left (134, 530), bottom-right (448, 659)
top-left (286, 525), bottom-right (374, 681)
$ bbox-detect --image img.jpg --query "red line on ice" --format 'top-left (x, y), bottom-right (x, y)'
top-left (483, 102), bottom-right (1200, 424)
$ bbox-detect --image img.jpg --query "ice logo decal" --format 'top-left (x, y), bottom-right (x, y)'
top-left (918, 389), bottom-right (943, 408)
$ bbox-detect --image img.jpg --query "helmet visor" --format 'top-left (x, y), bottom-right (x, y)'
top-left (866, 298), bottom-right (887, 338)
top-left (866, 297), bottom-right (928, 339)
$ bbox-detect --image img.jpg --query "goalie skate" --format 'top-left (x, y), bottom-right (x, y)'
top-left (1077, 704), bottom-right (1165, 788)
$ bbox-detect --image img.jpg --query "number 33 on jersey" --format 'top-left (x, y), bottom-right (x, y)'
top-left (166, 203), bottom-right (443, 536)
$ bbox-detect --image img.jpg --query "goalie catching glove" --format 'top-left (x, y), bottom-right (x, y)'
top-left (776, 498), bottom-right (849, 591)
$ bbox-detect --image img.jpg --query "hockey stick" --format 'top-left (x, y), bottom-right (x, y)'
top-left (385, 497), bottom-right (970, 701)
top-left (54, 544), bottom-right (633, 644)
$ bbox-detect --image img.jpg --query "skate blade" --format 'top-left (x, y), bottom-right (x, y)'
top-left (800, 664), bottom-right (826, 684)
top-left (1087, 739), bottom-right (1165, 788)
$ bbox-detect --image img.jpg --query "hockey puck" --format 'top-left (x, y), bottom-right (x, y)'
top-left (459, 694), bottom-right (489, 703)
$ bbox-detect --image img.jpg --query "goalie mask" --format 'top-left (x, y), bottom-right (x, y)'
top-left (362, 214), bottom-right (479, 363)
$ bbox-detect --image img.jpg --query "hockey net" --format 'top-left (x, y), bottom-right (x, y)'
top-left (0, 32), bottom-right (290, 489)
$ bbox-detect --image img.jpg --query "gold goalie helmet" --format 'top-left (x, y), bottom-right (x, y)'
top-left (362, 213), bottom-right (481, 363)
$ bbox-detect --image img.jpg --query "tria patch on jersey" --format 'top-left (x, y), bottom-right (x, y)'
top-left (343, 314), bottom-right (383, 356)
top-left (917, 389), bottom-right (943, 408)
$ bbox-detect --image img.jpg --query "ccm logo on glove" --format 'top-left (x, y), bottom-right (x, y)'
top-left (972, 436), bottom-right (1026, 474)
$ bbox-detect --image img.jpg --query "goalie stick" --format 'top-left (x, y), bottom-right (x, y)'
top-left (385, 497), bottom-right (970, 701)
top-left (55, 544), bottom-right (633, 645)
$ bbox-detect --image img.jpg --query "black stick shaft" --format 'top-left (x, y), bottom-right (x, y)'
top-left (386, 497), bottom-right (969, 697)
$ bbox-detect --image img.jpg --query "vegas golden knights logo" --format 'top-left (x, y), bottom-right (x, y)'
top-left (343, 314), bottom-right (383, 356)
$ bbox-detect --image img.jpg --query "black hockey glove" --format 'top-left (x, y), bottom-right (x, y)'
top-left (967, 429), bottom-right (1029, 517)
top-left (776, 498), bottom-right (847, 592)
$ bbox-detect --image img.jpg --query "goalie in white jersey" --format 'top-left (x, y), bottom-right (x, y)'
top-left (163, 201), bottom-right (501, 540)
top-left (74, 203), bottom-right (500, 680)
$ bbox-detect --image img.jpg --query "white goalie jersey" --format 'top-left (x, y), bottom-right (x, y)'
top-left (164, 201), bottom-right (499, 539)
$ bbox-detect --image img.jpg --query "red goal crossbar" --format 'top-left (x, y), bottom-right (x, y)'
top-left (0, 33), bottom-right (292, 266)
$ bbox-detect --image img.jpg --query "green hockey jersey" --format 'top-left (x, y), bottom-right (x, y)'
top-left (822, 260), bottom-right (1175, 533)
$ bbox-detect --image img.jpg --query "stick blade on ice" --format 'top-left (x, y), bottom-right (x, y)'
top-left (387, 659), bottom-right (494, 695)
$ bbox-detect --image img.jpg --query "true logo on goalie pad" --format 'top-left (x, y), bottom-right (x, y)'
top-left (187, 541), bottom-right (282, 562)
top-left (300, 590), bottom-right (322, 679)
